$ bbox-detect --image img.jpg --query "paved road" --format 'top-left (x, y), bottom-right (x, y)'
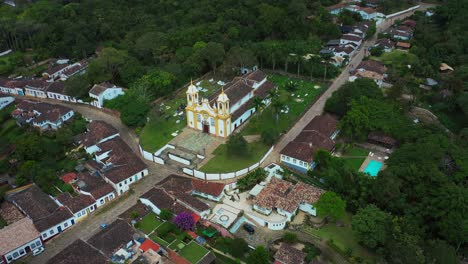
top-left (28, 4), bottom-right (436, 263)
top-left (263, 3), bottom-right (435, 165)
top-left (26, 100), bottom-right (177, 263)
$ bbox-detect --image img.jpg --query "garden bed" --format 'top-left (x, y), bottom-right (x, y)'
top-left (136, 212), bottom-right (163, 234)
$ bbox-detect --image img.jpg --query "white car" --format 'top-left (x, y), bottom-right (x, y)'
top-left (33, 247), bottom-right (45, 256)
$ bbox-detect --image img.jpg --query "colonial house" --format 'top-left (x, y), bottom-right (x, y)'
top-left (280, 115), bottom-right (338, 173)
top-left (47, 239), bottom-right (107, 264)
top-left (46, 82), bottom-right (77, 102)
top-left (24, 79), bottom-right (48, 98)
top-left (87, 220), bottom-right (135, 260)
top-left (89, 83), bottom-right (125, 108)
top-left (274, 243), bottom-right (307, 264)
top-left (0, 95), bottom-right (14, 110)
top-left (75, 120), bottom-right (120, 154)
top-left (0, 218), bottom-right (43, 264)
top-left (340, 34), bottom-right (363, 46)
top-left (93, 137), bottom-right (149, 195)
top-left (374, 38), bottom-right (395, 52)
top-left (332, 46), bottom-right (355, 59)
top-left (57, 60), bottom-right (88, 81)
top-left (191, 179), bottom-right (226, 202)
top-left (11, 100), bottom-right (74, 131)
top-left (140, 187), bottom-right (211, 218)
top-left (251, 178), bottom-right (324, 229)
top-left (185, 70), bottom-right (275, 138)
top-left (385, 28), bottom-right (412, 41)
top-left (326, 3), bottom-right (348, 15)
top-left (7, 185), bottom-right (75, 242)
top-left (73, 173), bottom-right (116, 208)
top-left (349, 59), bottom-right (387, 86)
top-left (396, 41), bottom-right (411, 51)
top-left (42, 60), bottom-right (88, 82)
top-left (54, 193), bottom-right (97, 222)
top-left (0, 79), bottom-right (25, 95)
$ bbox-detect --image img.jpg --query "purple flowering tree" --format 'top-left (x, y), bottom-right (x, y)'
top-left (173, 211), bottom-right (195, 231)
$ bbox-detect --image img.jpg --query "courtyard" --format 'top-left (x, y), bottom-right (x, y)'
top-left (139, 79), bottom-right (223, 153)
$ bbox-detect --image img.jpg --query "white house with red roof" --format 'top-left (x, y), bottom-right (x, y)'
top-left (191, 179), bottom-right (226, 202)
top-left (88, 83), bottom-right (125, 108)
top-left (0, 218), bottom-right (43, 264)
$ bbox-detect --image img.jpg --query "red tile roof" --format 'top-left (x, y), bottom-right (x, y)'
top-left (303, 114), bottom-right (338, 138)
top-left (274, 243), bottom-right (306, 264)
top-left (61, 173), bottom-right (77, 184)
top-left (192, 179), bottom-right (225, 197)
top-left (76, 120), bottom-right (119, 148)
top-left (139, 239), bottom-right (160, 253)
top-left (56, 192), bottom-right (96, 213)
top-left (254, 178), bottom-right (324, 213)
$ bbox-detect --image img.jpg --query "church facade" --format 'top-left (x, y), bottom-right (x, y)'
top-left (185, 70), bottom-right (275, 138)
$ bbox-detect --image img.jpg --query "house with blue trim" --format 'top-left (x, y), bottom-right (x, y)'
top-left (280, 114), bottom-right (339, 173)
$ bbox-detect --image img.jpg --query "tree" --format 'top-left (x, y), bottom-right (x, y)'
top-left (247, 246), bottom-right (269, 264)
top-left (64, 76), bottom-right (90, 98)
top-left (132, 70), bottom-right (176, 99)
top-left (424, 240), bottom-right (458, 264)
top-left (314, 191), bottom-right (346, 221)
top-left (229, 238), bottom-right (249, 258)
top-left (226, 133), bottom-right (248, 157)
top-left (268, 89), bottom-right (284, 126)
top-left (130, 211), bottom-right (139, 219)
top-left (352, 204), bottom-right (391, 249)
top-left (120, 98), bottom-right (150, 127)
top-left (282, 232), bottom-right (298, 244)
top-left (159, 209), bottom-right (173, 221)
top-left (369, 46), bottom-right (384, 57)
top-left (285, 81), bottom-right (298, 92)
top-left (325, 79), bottom-right (382, 117)
top-left (252, 97), bottom-right (265, 120)
top-left (14, 134), bottom-right (43, 160)
top-left (203, 42), bottom-right (225, 74)
top-left (173, 211), bottom-right (195, 231)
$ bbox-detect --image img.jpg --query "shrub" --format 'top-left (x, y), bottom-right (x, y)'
top-left (282, 232), bottom-right (298, 244)
top-left (130, 211), bottom-right (139, 219)
top-left (160, 209), bottom-right (173, 220)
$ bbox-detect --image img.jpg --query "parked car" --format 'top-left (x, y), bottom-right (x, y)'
top-left (33, 247), bottom-right (45, 256)
top-left (243, 223), bottom-right (255, 235)
top-left (100, 223), bottom-right (108, 229)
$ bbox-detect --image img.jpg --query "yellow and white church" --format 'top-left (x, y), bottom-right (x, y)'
top-left (185, 70), bottom-right (275, 138)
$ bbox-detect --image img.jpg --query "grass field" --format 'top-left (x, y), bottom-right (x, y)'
top-left (136, 212), bottom-right (163, 234)
top-left (341, 147), bottom-right (368, 171)
top-left (241, 74), bottom-right (324, 136)
top-left (199, 141), bottom-right (270, 173)
top-left (140, 80), bottom-right (222, 152)
top-left (305, 213), bottom-right (375, 262)
top-left (149, 234), bottom-right (170, 247)
top-left (178, 241), bottom-right (210, 264)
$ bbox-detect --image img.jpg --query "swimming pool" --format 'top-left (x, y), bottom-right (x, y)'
top-left (364, 160), bottom-right (383, 177)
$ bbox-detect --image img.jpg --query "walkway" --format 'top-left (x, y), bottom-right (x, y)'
top-left (263, 3), bottom-right (435, 165)
top-left (25, 99), bottom-right (178, 263)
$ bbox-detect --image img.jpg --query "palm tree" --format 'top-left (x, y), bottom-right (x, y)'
top-left (268, 88), bottom-right (284, 126)
top-left (252, 97), bottom-right (265, 120)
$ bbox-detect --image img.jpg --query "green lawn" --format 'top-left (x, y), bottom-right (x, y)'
top-left (150, 234), bottom-right (170, 247)
top-left (178, 241), bottom-right (210, 264)
top-left (341, 147), bottom-right (368, 171)
top-left (241, 74), bottom-right (324, 136)
top-left (140, 80), bottom-right (222, 152)
top-left (305, 213), bottom-right (375, 262)
top-left (199, 141), bottom-right (270, 173)
top-left (136, 212), bottom-right (163, 234)
top-left (214, 252), bottom-right (239, 264)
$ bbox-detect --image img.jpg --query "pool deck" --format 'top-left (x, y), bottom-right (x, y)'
top-left (359, 151), bottom-right (388, 176)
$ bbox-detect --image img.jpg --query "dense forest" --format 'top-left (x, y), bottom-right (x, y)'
top-left (313, 1), bottom-right (468, 262)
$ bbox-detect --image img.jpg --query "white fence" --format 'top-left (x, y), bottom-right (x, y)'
top-left (386, 5), bottom-right (420, 19)
top-left (183, 146), bottom-right (274, 180)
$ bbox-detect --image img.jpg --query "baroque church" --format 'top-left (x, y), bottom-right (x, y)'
top-left (185, 70), bottom-right (275, 138)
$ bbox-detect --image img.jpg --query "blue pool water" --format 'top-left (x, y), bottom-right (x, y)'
top-left (364, 160), bottom-right (383, 177)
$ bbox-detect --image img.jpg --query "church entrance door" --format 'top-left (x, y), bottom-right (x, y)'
top-left (203, 123), bottom-right (209, 133)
